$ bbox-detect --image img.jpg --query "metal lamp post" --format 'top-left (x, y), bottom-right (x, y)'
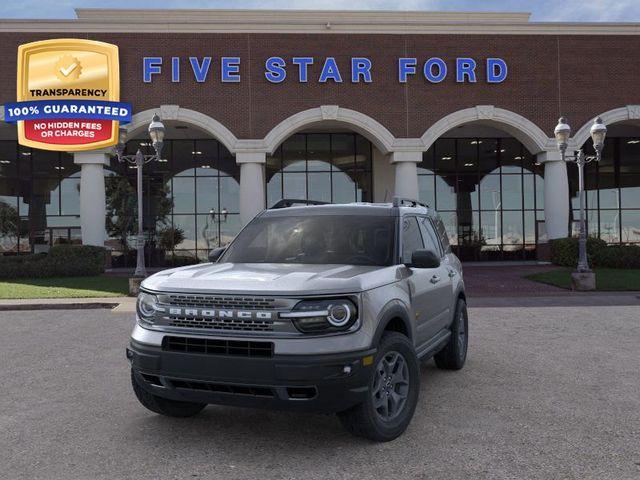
top-left (114, 114), bottom-right (166, 277)
top-left (553, 116), bottom-right (607, 279)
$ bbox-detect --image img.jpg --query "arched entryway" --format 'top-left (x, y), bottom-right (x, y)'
top-left (418, 107), bottom-right (554, 261)
top-left (262, 106), bottom-right (396, 208)
top-left (108, 117), bottom-right (241, 267)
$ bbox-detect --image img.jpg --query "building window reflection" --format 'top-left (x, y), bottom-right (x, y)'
top-left (105, 138), bottom-right (240, 267)
top-left (570, 137), bottom-right (640, 244)
top-left (266, 133), bottom-right (373, 207)
top-left (419, 137), bottom-right (544, 261)
top-left (0, 141), bottom-right (80, 254)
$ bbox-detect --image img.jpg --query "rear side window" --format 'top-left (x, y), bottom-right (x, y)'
top-left (401, 217), bottom-right (424, 264)
top-left (419, 217), bottom-right (442, 257)
top-left (434, 216), bottom-right (451, 253)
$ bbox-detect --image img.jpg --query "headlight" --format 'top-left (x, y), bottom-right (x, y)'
top-left (136, 291), bottom-right (158, 324)
top-left (281, 298), bottom-right (358, 333)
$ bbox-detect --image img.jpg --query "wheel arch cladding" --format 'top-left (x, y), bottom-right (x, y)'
top-left (372, 303), bottom-right (413, 347)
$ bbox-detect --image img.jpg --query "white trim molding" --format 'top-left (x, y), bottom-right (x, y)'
top-left (572, 105), bottom-right (640, 148)
top-left (263, 106), bottom-right (396, 155)
top-left (2, 10), bottom-right (640, 35)
top-left (420, 105), bottom-right (553, 154)
top-left (127, 105), bottom-right (239, 154)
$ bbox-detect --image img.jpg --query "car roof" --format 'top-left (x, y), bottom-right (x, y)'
top-left (261, 202), bottom-right (436, 218)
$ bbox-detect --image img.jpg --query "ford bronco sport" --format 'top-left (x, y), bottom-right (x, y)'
top-left (127, 197), bottom-right (468, 441)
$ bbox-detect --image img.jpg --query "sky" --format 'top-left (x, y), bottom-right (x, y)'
top-left (1, 0), bottom-right (639, 22)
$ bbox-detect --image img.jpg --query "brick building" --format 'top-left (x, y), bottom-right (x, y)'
top-left (0, 9), bottom-right (639, 264)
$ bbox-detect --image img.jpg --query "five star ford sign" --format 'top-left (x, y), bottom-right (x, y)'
top-left (3, 39), bottom-right (132, 152)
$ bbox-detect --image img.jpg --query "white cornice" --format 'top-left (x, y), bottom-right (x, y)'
top-left (0, 9), bottom-right (638, 35)
top-left (73, 9), bottom-right (532, 24)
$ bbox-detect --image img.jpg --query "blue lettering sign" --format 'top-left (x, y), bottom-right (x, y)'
top-left (456, 58), bottom-right (477, 83)
top-left (143, 57), bottom-right (162, 83)
top-left (424, 58), bottom-right (447, 83)
top-left (351, 57), bottom-right (372, 83)
top-left (292, 57), bottom-right (313, 82)
top-left (171, 57), bottom-right (180, 83)
top-left (189, 57), bottom-right (211, 83)
top-left (398, 58), bottom-right (417, 83)
top-left (319, 57), bottom-right (342, 83)
top-left (487, 58), bottom-right (508, 83)
top-left (221, 57), bottom-right (241, 83)
top-left (265, 56), bottom-right (287, 83)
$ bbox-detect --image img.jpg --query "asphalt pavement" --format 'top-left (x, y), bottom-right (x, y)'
top-left (1, 305), bottom-right (639, 480)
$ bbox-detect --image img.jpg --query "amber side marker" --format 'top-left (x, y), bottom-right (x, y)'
top-left (362, 355), bottom-right (374, 366)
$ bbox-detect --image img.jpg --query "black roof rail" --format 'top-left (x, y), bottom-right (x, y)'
top-left (269, 199), bottom-right (329, 209)
top-left (392, 196), bottom-right (429, 209)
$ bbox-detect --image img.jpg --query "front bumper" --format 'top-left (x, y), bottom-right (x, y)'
top-left (128, 339), bottom-right (376, 414)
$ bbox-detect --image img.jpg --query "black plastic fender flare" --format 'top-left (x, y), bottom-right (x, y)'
top-left (370, 299), bottom-right (414, 348)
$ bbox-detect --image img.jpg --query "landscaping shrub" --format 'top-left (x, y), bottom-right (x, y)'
top-left (0, 245), bottom-right (106, 279)
top-left (550, 237), bottom-right (640, 268)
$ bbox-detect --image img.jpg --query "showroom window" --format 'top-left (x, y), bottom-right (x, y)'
top-left (570, 137), bottom-right (640, 245)
top-left (0, 141), bottom-right (80, 254)
top-left (105, 138), bottom-right (240, 267)
top-left (418, 137), bottom-right (544, 261)
top-left (266, 133), bottom-right (373, 207)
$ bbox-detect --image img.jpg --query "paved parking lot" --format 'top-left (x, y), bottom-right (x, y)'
top-left (1, 305), bottom-right (639, 480)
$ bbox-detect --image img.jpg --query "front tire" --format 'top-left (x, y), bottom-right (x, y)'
top-left (434, 298), bottom-right (468, 370)
top-left (338, 332), bottom-right (420, 442)
top-left (131, 370), bottom-right (206, 417)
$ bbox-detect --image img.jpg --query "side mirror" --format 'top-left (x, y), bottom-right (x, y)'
top-left (208, 247), bottom-right (226, 263)
top-left (408, 249), bottom-right (440, 269)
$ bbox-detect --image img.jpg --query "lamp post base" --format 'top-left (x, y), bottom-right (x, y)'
top-left (571, 271), bottom-right (596, 291)
top-left (128, 277), bottom-right (144, 296)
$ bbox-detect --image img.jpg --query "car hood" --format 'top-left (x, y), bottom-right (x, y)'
top-left (141, 262), bottom-right (399, 296)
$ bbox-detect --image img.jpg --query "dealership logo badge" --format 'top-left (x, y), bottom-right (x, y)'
top-left (4, 38), bottom-right (132, 151)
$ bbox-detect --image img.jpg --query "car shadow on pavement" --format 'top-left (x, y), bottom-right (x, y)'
top-left (125, 360), bottom-right (448, 448)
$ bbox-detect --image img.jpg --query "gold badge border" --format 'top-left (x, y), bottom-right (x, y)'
top-left (16, 38), bottom-right (121, 152)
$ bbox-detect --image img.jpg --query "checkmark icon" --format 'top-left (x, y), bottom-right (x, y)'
top-left (59, 62), bottom-right (78, 77)
top-left (55, 55), bottom-right (82, 81)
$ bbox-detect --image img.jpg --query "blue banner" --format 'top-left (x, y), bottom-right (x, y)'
top-left (4, 100), bottom-right (132, 123)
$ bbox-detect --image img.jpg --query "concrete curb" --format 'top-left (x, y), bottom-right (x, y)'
top-left (0, 296), bottom-right (133, 312)
top-left (0, 302), bottom-right (121, 311)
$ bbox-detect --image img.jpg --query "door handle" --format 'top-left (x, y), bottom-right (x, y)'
top-left (430, 275), bottom-right (441, 284)
top-left (448, 269), bottom-right (457, 278)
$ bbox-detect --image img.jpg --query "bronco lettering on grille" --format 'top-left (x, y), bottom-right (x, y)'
top-left (168, 308), bottom-right (273, 320)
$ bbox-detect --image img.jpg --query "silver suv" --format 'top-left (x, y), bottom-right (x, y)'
top-left (127, 198), bottom-right (468, 441)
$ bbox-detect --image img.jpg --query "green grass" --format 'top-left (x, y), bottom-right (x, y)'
top-left (0, 275), bottom-right (130, 299)
top-left (526, 268), bottom-right (640, 291)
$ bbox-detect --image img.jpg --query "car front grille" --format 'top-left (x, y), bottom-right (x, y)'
top-left (164, 294), bottom-right (277, 310)
top-left (167, 315), bottom-right (274, 332)
top-left (162, 336), bottom-right (274, 358)
top-left (168, 379), bottom-right (275, 397)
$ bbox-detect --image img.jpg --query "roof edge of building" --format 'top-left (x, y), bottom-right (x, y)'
top-left (0, 9), bottom-right (638, 34)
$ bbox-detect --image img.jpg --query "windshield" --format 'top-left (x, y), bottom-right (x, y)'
top-left (220, 215), bottom-right (396, 266)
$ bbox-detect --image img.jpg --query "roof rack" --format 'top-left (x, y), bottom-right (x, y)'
top-left (269, 199), bottom-right (329, 209)
top-left (392, 196), bottom-right (429, 209)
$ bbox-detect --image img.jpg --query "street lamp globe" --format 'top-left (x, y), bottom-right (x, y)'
top-left (590, 116), bottom-right (607, 154)
top-left (148, 114), bottom-right (165, 156)
top-left (554, 117), bottom-right (571, 153)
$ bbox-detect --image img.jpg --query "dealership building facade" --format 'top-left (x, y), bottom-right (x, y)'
top-left (0, 9), bottom-right (639, 264)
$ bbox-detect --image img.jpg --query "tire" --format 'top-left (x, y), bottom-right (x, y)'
top-left (131, 370), bottom-right (206, 418)
top-left (338, 332), bottom-right (420, 442)
top-left (434, 298), bottom-right (468, 370)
